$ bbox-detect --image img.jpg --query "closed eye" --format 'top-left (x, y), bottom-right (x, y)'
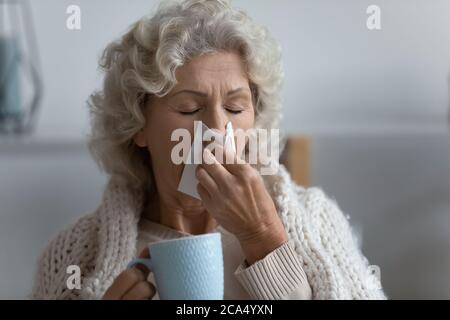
top-left (179, 109), bottom-right (200, 115)
top-left (179, 107), bottom-right (243, 115)
top-left (226, 108), bottom-right (243, 114)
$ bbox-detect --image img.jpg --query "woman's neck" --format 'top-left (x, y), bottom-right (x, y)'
top-left (142, 193), bottom-right (217, 235)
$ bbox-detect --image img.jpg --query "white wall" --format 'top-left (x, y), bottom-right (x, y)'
top-left (30, 0), bottom-right (157, 140)
top-left (29, 0), bottom-right (450, 139)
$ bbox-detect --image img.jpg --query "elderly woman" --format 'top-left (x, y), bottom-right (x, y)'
top-left (32, 0), bottom-right (385, 300)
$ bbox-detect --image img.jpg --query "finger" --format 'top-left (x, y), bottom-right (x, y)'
top-left (196, 165), bottom-right (219, 194)
top-left (214, 144), bottom-right (248, 176)
top-left (200, 148), bottom-right (230, 183)
top-left (103, 268), bottom-right (147, 300)
top-left (133, 248), bottom-right (152, 275)
top-left (122, 281), bottom-right (156, 300)
top-left (197, 182), bottom-right (211, 202)
top-left (139, 248), bottom-right (150, 259)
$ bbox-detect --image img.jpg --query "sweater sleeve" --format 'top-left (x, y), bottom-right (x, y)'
top-left (233, 240), bottom-right (312, 300)
top-left (300, 187), bottom-right (386, 299)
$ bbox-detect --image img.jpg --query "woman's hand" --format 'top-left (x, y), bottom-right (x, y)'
top-left (102, 249), bottom-right (156, 300)
top-left (196, 144), bottom-right (288, 265)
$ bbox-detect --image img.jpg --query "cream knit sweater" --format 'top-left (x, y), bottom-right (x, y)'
top-left (31, 165), bottom-right (386, 300)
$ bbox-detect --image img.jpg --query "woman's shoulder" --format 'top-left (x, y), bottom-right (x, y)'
top-left (275, 165), bottom-right (335, 208)
top-left (31, 210), bottom-right (100, 299)
top-left (44, 210), bottom-right (99, 255)
top-left (279, 163), bottom-right (364, 242)
top-left (275, 164), bottom-right (349, 224)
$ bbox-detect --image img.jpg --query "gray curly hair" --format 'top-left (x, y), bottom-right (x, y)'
top-left (88, 0), bottom-right (284, 192)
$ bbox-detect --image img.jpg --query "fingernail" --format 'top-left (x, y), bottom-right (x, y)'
top-left (203, 148), bottom-right (215, 164)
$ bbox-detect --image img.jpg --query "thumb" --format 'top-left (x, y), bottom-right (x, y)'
top-left (133, 248), bottom-right (151, 276)
top-left (139, 248), bottom-right (150, 259)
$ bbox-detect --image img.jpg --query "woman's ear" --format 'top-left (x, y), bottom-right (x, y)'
top-left (133, 129), bottom-right (147, 147)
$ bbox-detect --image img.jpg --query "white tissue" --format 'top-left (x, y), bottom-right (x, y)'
top-left (177, 122), bottom-right (236, 200)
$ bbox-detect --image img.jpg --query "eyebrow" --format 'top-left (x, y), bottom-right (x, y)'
top-left (170, 87), bottom-right (249, 98)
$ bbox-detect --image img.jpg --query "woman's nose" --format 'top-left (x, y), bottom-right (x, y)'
top-left (201, 106), bottom-right (228, 134)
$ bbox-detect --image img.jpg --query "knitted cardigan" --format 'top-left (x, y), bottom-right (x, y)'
top-left (31, 164), bottom-right (386, 300)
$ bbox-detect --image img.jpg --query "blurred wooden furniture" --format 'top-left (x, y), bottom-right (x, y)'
top-left (280, 136), bottom-right (311, 187)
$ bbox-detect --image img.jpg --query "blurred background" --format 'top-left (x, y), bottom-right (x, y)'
top-left (0, 0), bottom-right (449, 299)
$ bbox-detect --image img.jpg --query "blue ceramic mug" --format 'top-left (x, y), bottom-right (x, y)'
top-left (128, 232), bottom-right (224, 300)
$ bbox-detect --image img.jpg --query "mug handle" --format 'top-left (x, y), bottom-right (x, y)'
top-left (127, 258), bottom-right (153, 271)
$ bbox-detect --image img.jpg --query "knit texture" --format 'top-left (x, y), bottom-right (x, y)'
top-left (234, 239), bottom-right (312, 300)
top-left (31, 164), bottom-right (386, 299)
